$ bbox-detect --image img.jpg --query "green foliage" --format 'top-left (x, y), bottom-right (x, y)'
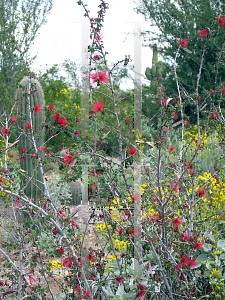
top-left (0, 0), bottom-right (52, 113)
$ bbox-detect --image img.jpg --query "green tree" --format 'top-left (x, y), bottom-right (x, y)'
top-left (134, 0), bottom-right (225, 122)
top-left (0, 0), bottom-right (52, 113)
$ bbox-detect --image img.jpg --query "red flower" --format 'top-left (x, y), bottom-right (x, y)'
top-left (25, 123), bottom-right (31, 130)
top-left (58, 117), bottom-right (67, 127)
top-left (222, 86), bottom-right (225, 95)
top-left (21, 147), bottom-right (26, 154)
top-left (10, 115), bottom-right (16, 123)
top-left (115, 276), bottom-right (123, 284)
top-left (34, 104), bottom-right (42, 113)
top-left (168, 146), bottom-right (175, 152)
top-left (125, 117), bottom-right (131, 123)
top-left (0, 280), bottom-right (4, 286)
top-left (127, 146), bottom-right (137, 155)
top-left (91, 100), bottom-right (104, 113)
top-left (52, 228), bottom-right (57, 235)
top-left (199, 187), bottom-right (205, 197)
top-left (181, 256), bottom-right (188, 266)
top-left (31, 154), bottom-right (36, 159)
top-left (49, 105), bottom-right (54, 111)
top-left (198, 28), bottom-right (207, 37)
top-left (47, 149), bottom-right (50, 156)
top-left (211, 113), bottom-right (218, 119)
top-left (64, 154), bottom-right (73, 165)
top-left (29, 274), bottom-right (36, 285)
top-left (194, 242), bottom-right (204, 250)
top-left (20, 156), bottom-right (25, 161)
top-left (166, 127), bottom-right (172, 132)
top-left (117, 227), bottom-right (123, 234)
top-left (72, 221), bottom-right (79, 229)
top-left (159, 99), bottom-right (166, 105)
top-left (88, 253), bottom-right (95, 262)
top-left (178, 38), bottom-right (188, 47)
top-left (40, 145), bottom-right (45, 151)
top-left (180, 233), bottom-right (190, 242)
top-left (184, 120), bottom-right (190, 124)
top-left (74, 131), bottom-right (80, 134)
top-left (188, 259), bottom-right (197, 268)
top-left (96, 34), bottom-right (102, 41)
top-left (210, 88), bottom-right (214, 94)
top-left (53, 112), bottom-right (60, 119)
top-left (2, 127), bottom-right (8, 138)
top-left (14, 200), bottom-right (22, 207)
top-left (0, 178), bottom-right (3, 183)
top-left (138, 290), bottom-right (146, 298)
top-left (173, 217), bottom-right (182, 227)
top-left (59, 247), bottom-right (64, 255)
top-left (62, 258), bottom-right (72, 268)
top-left (84, 291), bottom-right (92, 297)
top-left (137, 283), bottom-right (146, 290)
top-left (98, 71), bottom-right (109, 84)
top-left (219, 16), bottom-right (225, 28)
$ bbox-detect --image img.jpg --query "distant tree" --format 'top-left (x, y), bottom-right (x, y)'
top-left (0, 0), bottom-right (52, 113)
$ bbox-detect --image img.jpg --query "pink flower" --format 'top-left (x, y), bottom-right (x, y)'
top-left (34, 104), bottom-right (42, 113)
top-left (29, 274), bottom-right (36, 285)
top-left (194, 242), bottom-right (204, 250)
top-left (198, 28), bottom-right (207, 37)
top-left (25, 123), bottom-right (31, 130)
top-left (188, 259), bottom-right (197, 268)
top-left (49, 105), bottom-right (54, 111)
top-left (219, 16), bottom-right (225, 28)
top-left (127, 146), bottom-right (137, 155)
top-left (98, 71), bottom-right (109, 84)
top-left (173, 217), bottom-right (182, 227)
top-left (91, 100), bottom-right (104, 113)
top-left (168, 146), bottom-right (175, 152)
top-left (64, 154), bottom-right (73, 165)
top-left (2, 127), bottom-right (8, 138)
top-left (62, 258), bottom-right (72, 268)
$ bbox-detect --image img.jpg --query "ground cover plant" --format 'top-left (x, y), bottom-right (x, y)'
top-left (1, 1), bottom-right (225, 299)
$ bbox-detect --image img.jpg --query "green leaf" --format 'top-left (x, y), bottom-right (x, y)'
top-left (204, 233), bottom-right (215, 243)
top-left (217, 240), bottom-right (225, 251)
top-left (202, 243), bottom-right (212, 253)
top-left (195, 253), bottom-right (208, 268)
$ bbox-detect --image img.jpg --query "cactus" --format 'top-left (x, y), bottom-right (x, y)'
top-left (69, 179), bottom-right (82, 206)
top-left (16, 76), bottom-right (45, 200)
top-left (145, 44), bottom-right (166, 84)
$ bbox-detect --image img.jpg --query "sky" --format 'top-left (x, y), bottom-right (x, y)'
top-left (29, 0), bottom-right (154, 90)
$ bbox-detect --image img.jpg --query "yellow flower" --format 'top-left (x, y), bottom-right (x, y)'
top-left (142, 183), bottom-right (147, 188)
top-left (211, 268), bottom-right (220, 276)
top-left (214, 250), bottom-right (223, 255)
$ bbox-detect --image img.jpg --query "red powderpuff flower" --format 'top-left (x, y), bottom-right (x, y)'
top-left (29, 274), bottom-right (36, 286)
top-left (53, 112), bottom-right (60, 120)
top-left (117, 227), bottom-right (123, 234)
top-left (21, 147), bottom-right (26, 154)
top-left (52, 228), bottom-right (57, 235)
top-left (58, 117), bottom-right (67, 127)
top-left (180, 233), bottom-right (190, 242)
top-left (14, 200), bottom-right (22, 207)
top-left (138, 290), bottom-right (146, 298)
top-left (34, 104), bottom-right (42, 113)
top-left (91, 100), bottom-right (104, 113)
top-left (2, 127), bottom-right (8, 138)
top-left (10, 115), bottom-right (16, 123)
top-left (178, 38), bottom-right (188, 47)
top-left (168, 146), bottom-right (175, 152)
top-left (40, 145), bottom-right (45, 151)
top-left (173, 217), bottom-right (182, 227)
top-left (199, 187), bottom-right (205, 197)
top-left (64, 154), bottom-right (73, 165)
top-left (127, 146), bottom-right (137, 155)
top-left (198, 28), bottom-right (207, 37)
top-left (74, 131), bottom-right (80, 134)
top-left (0, 178), bottom-right (3, 183)
top-left (137, 283), bottom-right (146, 290)
top-left (25, 123), bottom-right (31, 130)
top-left (84, 291), bottom-right (92, 297)
top-left (62, 258), bottom-right (72, 268)
top-left (58, 247), bottom-right (64, 255)
top-left (47, 149), bottom-right (50, 156)
top-left (20, 156), bottom-right (25, 161)
top-left (31, 154), bottom-right (36, 159)
top-left (115, 276), bottom-right (123, 284)
top-left (219, 16), bottom-right (225, 28)
top-left (188, 259), bottom-right (197, 268)
top-left (125, 117), bottom-right (131, 123)
top-left (88, 253), bottom-right (95, 262)
top-left (211, 113), bottom-right (218, 119)
top-left (181, 256), bottom-right (188, 267)
top-left (159, 99), bottom-right (166, 105)
top-left (49, 105), bottom-right (54, 111)
top-left (98, 71), bottom-right (109, 84)
top-left (194, 241), bottom-right (204, 250)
